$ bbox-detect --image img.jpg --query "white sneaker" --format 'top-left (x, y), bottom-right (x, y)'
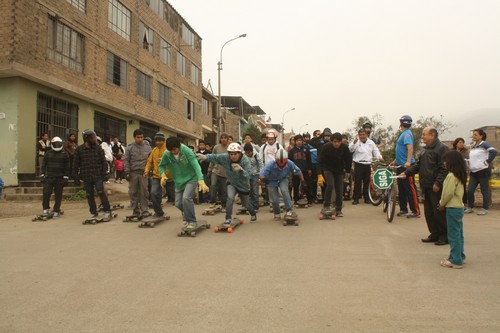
top-left (52, 212), bottom-right (60, 218)
top-left (476, 208), bottom-right (488, 216)
top-left (464, 207), bottom-right (474, 214)
top-left (274, 214), bottom-right (281, 221)
top-left (42, 209), bottom-right (49, 215)
top-left (103, 212), bottom-right (112, 221)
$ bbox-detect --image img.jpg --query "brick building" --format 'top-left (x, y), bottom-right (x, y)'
top-left (0, 0), bottom-right (212, 185)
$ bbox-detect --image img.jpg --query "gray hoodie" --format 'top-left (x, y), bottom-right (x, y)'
top-left (124, 142), bottom-right (152, 173)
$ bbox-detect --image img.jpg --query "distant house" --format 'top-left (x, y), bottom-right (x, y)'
top-left (475, 126), bottom-right (500, 152)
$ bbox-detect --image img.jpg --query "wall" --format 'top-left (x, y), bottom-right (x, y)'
top-left (0, 78), bottom-right (20, 185)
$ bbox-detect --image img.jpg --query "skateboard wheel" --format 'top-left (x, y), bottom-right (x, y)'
top-left (227, 227), bottom-right (233, 233)
top-left (240, 220), bottom-right (244, 224)
top-left (165, 216), bottom-right (171, 220)
top-left (319, 215), bottom-right (324, 220)
top-left (177, 232), bottom-right (182, 237)
top-left (150, 222), bottom-right (155, 228)
top-left (190, 231), bottom-right (196, 237)
top-left (294, 221), bottom-right (299, 226)
top-left (282, 221), bottom-right (287, 226)
top-left (32, 218), bottom-right (36, 221)
top-left (214, 226), bottom-right (219, 232)
top-left (206, 224), bottom-right (211, 228)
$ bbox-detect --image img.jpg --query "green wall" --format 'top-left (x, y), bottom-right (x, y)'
top-left (0, 78), bottom-right (21, 185)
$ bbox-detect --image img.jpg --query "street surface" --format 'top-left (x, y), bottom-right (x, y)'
top-left (1, 196), bottom-right (499, 332)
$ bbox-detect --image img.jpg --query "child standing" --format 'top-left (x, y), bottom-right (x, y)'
top-left (438, 150), bottom-right (468, 269)
top-left (244, 143), bottom-right (263, 212)
top-left (114, 153), bottom-right (124, 183)
top-left (260, 148), bottom-right (303, 221)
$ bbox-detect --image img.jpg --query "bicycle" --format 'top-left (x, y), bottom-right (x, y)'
top-left (382, 165), bottom-right (402, 223)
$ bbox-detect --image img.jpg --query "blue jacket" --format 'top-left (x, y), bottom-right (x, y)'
top-left (206, 153), bottom-right (251, 193)
top-left (260, 160), bottom-right (302, 188)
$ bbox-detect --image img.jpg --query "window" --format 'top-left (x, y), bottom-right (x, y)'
top-left (176, 52), bottom-right (186, 76)
top-left (37, 92), bottom-right (79, 141)
top-left (181, 24), bottom-right (195, 49)
top-left (157, 82), bottom-right (170, 109)
top-left (137, 70), bottom-right (151, 100)
top-left (148, 0), bottom-right (164, 17)
top-left (191, 64), bottom-right (199, 86)
top-left (66, 0), bottom-right (86, 11)
top-left (184, 98), bottom-right (194, 121)
top-left (108, 0), bottom-right (131, 41)
top-left (94, 111), bottom-right (127, 144)
top-left (106, 52), bottom-right (127, 88)
top-left (47, 16), bottom-right (84, 73)
top-left (202, 98), bottom-right (209, 115)
top-left (139, 121), bottom-right (159, 141)
top-left (160, 38), bottom-right (171, 66)
top-left (139, 21), bottom-right (154, 53)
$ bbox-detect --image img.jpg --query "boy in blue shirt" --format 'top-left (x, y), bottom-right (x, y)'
top-left (260, 148), bottom-right (304, 221)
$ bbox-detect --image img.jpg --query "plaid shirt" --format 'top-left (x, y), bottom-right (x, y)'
top-left (73, 143), bottom-right (108, 182)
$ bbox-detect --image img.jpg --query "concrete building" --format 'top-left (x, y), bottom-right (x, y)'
top-left (0, 0), bottom-right (212, 185)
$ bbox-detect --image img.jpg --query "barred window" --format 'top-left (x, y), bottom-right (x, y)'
top-left (176, 52), bottom-right (186, 76)
top-left (106, 52), bottom-right (127, 88)
top-left (191, 64), bottom-right (199, 86)
top-left (202, 98), bottom-right (209, 115)
top-left (160, 38), bottom-right (171, 66)
top-left (137, 70), bottom-right (151, 100)
top-left (181, 24), bottom-right (194, 49)
top-left (158, 82), bottom-right (170, 109)
top-left (47, 16), bottom-right (84, 73)
top-left (108, 0), bottom-right (131, 41)
top-left (184, 98), bottom-right (194, 121)
top-left (148, 0), bottom-right (164, 17)
top-left (139, 21), bottom-right (154, 54)
top-left (66, 0), bottom-right (86, 12)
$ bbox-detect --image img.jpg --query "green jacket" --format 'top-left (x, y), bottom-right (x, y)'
top-left (159, 144), bottom-right (204, 191)
top-left (439, 172), bottom-right (464, 208)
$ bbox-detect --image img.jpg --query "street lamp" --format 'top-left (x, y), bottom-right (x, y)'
top-left (280, 107), bottom-right (295, 144)
top-left (298, 123), bottom-right (309, 134)
top-left (217, 33), bottom-right (247, 142)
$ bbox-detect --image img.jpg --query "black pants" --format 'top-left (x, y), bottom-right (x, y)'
top-left (422, 187), bottom-right (447, 242)
top-left (43, 178), bottom-right (64, 212)
top-left (310, 165), bottom-right (318, 200)
top-left (353, 162), bottom-right (371, 200)
top-left (292, 173), bottom-right (313, 203)
top-left (323, 171), bottom-right (344, 211)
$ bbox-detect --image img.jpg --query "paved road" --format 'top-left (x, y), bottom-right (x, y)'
top-left (1, 199), bottom-right (499, 332)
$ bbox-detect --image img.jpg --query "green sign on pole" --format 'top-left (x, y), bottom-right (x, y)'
top-left (373, 168), bottom-right (393, 189)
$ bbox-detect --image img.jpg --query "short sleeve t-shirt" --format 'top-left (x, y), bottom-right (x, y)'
top-left (396, 129), bottom-right (415, 165)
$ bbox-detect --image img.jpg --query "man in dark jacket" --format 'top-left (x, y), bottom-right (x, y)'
top-left (288, 134), bottom-right (313, 205)
top-left (403, 127), bottom-right (449, 245)
top-left (74, 130), bottom-right (112, 220)
top-left (318, 132), bottom-right (352, 217)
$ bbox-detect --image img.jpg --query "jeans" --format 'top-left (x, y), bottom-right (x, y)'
top-left (210, 173), bottom-right (227, 207)
top-left (84, 179), bottom-right (110, 214)
top-left (269, 178), bottom-right (293, 214)
top-left (42, 177), bottom-right (64, 212)
top-left (249, 175), bottom-right (260, 210)
top-left (129, 172), bottom-right (149, 213)
top-left (467, 171), bottom-right (490, 210)
top-left (446, 207), bottom-right (465, 266)
top-left (323, 171), bottom-right (344, 211)
top-left (150, 178), bottom-right (164, 216)
top-left (397, 166), bottom-right (420, 215)
top-left (353, 162), bottom-right (371, 200)
top-left (422, 187), bottom-right (447, 242)
top-left (175, 181), bottom-right (197, 223)
top-left (226, 184), bottom-right (256, 219)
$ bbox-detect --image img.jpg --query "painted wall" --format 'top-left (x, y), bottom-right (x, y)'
top-left (0, 78), bottom-right (20, 185)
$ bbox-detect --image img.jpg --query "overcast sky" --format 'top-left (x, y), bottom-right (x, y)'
top-left (172, 0), bottom-right (500, 136)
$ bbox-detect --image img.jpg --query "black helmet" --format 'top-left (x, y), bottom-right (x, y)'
top-left (323, 128), bottom-right (333, 137)
top-left (303, 132), bottom-right (311, 138)
top-left (363, 121), bottom-right (373, 129)
top-left (399, 115), bottom-right (413, 126)
top-left (82, 129), bottom-right (96, 142)
top-left (144, 137), bottom-right (152, 145)
top-left (154, 132), bottom-right (166, 141)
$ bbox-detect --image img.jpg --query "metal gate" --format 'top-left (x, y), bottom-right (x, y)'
top-left (37, 92), bottom-right (79, 140)
top-left (94, 111), bottom-right (127, 144)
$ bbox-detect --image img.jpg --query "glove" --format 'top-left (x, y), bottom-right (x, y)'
top-left (62, 176), bottom-right (69, 186)
top-left (39, 174), bottom-right (45, 183)
top-left (196, 153), bottom-right (207, 162)
top-left (198, 180), bottom-right (209, 193)
top-left (317, 174), bottom-right (325, 187)
top-left (231, 163), bottom-right (243, 173)
top-left (160, 173), bottom-right (168, 188)
top-left (125, 173), bottom-right (131, 182)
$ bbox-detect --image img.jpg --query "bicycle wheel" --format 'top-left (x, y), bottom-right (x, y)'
top-left (369, 183), bottom-right (384, 206)
top-left (387, 186), bottom-right (397, 222)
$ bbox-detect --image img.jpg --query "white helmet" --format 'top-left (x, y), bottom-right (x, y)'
top-left (266, 129), bottom-right (278, 138)
top-left (275, 148), bottom-right (288, 168)
top-left (51, 136), bottom-right (63, 152)
top-left (227, 142), bottom-right (242, 153)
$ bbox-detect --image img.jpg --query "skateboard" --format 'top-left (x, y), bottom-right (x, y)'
top-left (295, 198), bottom-right (309, 208)
top-left (82, 213), bottom-right (118, 225)
top-left (177, 220), bottom-right (211, 237)
top-left (214, 217), bottom-right (244, 233)
top-left (123, 211), bottom-right (151, 222)
top-left (138, 215), bottom-right (170, 228)
top-left (202, 204), bottom-right (223, 215)
top-left (236, 208), bottom-right (249, 215)
top-left (319, 209), bottom-right (336, 220)
top-left (32, 210), bottom-right (64, 222)
top-left (283, 211), bottom-right (299, 226)
top-left (98, 203), bottom-right (124, 212)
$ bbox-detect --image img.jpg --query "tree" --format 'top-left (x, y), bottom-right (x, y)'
top-left (241, 123), bottom-right (263, 145)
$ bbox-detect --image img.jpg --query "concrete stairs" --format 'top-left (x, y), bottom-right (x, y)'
top-left (2, 180), bottom-right (82, 201)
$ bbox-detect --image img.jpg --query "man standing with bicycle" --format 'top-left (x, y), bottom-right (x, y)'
top-left (402, 127), bottom-right (449, 245)
top-left (349, 128), bottom-right (383, 205)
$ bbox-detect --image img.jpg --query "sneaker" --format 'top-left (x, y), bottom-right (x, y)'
top-left (464, 207), bottom-right (474, 214)
top-left (209, 203), bottom-right (216, 209)
top-left (224, 219), bottom-right (232, 225)
top-left (89, 213), bottom-right (99, 220)
top-left (114, 180), bottom-right (118, 183)
top-left (119, 180), bottom-right (123, 184)
top-left (42, 209), bottom-right (49, 215)
top-left (152, 212), bottom-right (164, 218)
top-left (105, 181), bottom-right (111, 184)
top-left (250, 215), bottom-right (257, 222)
top-left (407, 212), bottom-right (420, 219)
top-left (352, 199), bottom-right (359, 205)
top-left (476, 208), bottom-right (488, 216)
top-left (274, 214), bottom-right (281, 221)
top-left (397, 211), bottom-right (408, 217)
top-left (336, 211), bottom-right (344, 217)
top-left (103, 212), bottom-right (112, 221)
top-left (364, 199), bottom-right (371, 204)
top-left (440, 259), bottom-right (463, 269)
top-left (186, 222), bottom-right (198, 229)
top-left (446, 256), bottom-right (467, 264)
top-left (52, 212), bottom-right (60, 218)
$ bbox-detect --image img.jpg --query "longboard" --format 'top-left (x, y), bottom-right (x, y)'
top-left (82, 213), bottom-right (118, 225)
top-left (138, 215), bottom-right (170, 228)
top-left (214, 217), bottom-right (244, 233)
top-left (202, 205), bottom-right (223, 215)
top-left (295, 198), bottom-right (309, 209)
top-left (319, 210), bottom-right (336, 220)
top-left (98, 203), bottom-right (124, 212)
top-left (32, 210), bottom-right (64, 222)
top-left (283, 212), bottom-right (299, 226)
top-left (177, 220), bottom-right (211, 237)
